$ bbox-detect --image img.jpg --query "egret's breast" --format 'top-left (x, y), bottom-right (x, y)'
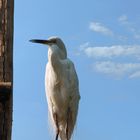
top-left (45, 63), bottom-right (66, 108)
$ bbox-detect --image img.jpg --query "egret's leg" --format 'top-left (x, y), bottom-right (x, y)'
top-left (55, 132), bottom-right (59, 140)
top-left (66, 108), bottom-right (70, 140)
top-left (53, 113), bottom-right (59, 140)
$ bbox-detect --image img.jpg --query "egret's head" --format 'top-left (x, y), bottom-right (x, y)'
top-left (30, 36), bottom-right (67, 58)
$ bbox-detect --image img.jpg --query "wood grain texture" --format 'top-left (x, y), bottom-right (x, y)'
top-left (0, 0), bottom-right (14, 139)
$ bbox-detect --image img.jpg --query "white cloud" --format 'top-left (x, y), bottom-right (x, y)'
top-left (129, 71), bottom-right (140, 78)
top-left (81, 44), bottom-right (140, 59)
top-left (81, 16), bottom-right (140, 79)
top-left (79, 43), bottom-right (140, 78)
top-left (94, 61), bottom-right (140, 78)
top-left (118, 15), bottom-right (140, 40)
top-left (118, 15), bottom-right (128, 24)
top-left (89, 22), bottom-right (113, 36)
top-left (134, 34), bottom-right (140, 39)
top-left (79, 42), bottom-right (90, 50)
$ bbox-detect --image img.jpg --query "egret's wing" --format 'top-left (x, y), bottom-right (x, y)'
top-left (60, 59), bottom-right (80, 139)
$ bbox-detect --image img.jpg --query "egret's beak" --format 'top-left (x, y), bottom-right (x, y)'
top-left (29, 39), bottom-right (51, 45)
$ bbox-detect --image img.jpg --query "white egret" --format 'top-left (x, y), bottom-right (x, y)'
top-left (30, 37), bottom-right (80, 140)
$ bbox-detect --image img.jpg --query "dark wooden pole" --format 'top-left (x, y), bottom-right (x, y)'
top-left (0, 0), bottom-right (14, 139)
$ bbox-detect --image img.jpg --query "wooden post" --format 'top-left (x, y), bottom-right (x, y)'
top-left (0, 0), bottom-right (14, 139)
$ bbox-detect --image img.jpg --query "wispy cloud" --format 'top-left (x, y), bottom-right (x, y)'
top-left (94, 61), bottom-right (140, 78)
top-left (134, 34), bottom-right (140, 39)
top-left (89, 16), bottom-right (140, 40)
top-left (80, 16), bottom-right (140, 79)
top-left (89, 22), bottom-right (113, 36)
top-left (79, 42), bottom-right (140, 78)
top-left (118, 15), bottom-right (128, 25)
top-left (129, 71), bottom-right (140, 78)
top-left (118, 15), bottom-right (140, 40)
top-left (80, 43), bottom-right (140, 59)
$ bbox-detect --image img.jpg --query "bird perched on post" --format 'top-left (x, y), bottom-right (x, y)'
top-left (30, 37), bottom-right (80, 140)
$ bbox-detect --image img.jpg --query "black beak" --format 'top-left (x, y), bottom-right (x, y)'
top-left (29, 39), bottom-right (51, 45)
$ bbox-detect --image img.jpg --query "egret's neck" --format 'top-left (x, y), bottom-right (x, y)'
top-left (48, 45), bottom-right (58, 62)
top-left (47, 44), bottom-right (67, 79)
top-left (48, 45), bottom-right (66, 62)
top-left (48, 45), bottom-right (63, 70)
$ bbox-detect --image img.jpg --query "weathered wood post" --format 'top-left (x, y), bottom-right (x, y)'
top-left (0, 0), bottom-right (14, 139)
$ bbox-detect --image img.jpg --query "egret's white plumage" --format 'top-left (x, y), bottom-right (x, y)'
top-left (30, 37), bottom-right (80, 140)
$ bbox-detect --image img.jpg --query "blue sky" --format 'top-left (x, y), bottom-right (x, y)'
top-left (13, 0), bottom-right (140, 140)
